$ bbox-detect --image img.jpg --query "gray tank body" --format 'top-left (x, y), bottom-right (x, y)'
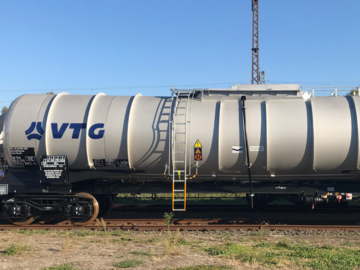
top-left (3, 84), bottom-right (359, 181)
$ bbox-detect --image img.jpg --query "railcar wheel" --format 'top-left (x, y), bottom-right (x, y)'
top-left (8, 217), bottom-right (35, 226)
top-left (71, 193), bottom-right (99, 226)
top-left (95, 195), bottom-right (113, 219)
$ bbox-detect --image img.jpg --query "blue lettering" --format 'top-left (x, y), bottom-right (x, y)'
top-left (69, 123), bottom-right (87, 139)
top-left (51, 123), bottom-right (69, 139)
top-left (49, 122), bottom-right (105, 139)
top-left (88, 123), bottom-right (105, 139)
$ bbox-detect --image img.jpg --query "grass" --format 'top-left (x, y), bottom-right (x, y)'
top-left (114, 260), bottom-right (143, 268)
top-left (17, 230), bottom-right (50, 235)
top-left (147, 237), bottom-right (159, 244)
top-left (254, 242), bottom-right (270, 248)
top-left (69, 229), bottom-right (123, 237)
top-left (5, 244), bottom-right (32, 255)
top-left (42, 264), bottom-right (77, 270)
top-left (167, 266), bottom-right (233, 270)
top-left (130, 251), bottom-right (153, 257)
top-left (206, 243), bottom-right (248, 256)
top-left (206, 240), bottom-right (360, 270)
top-left (178, 238), bottom-right (193, 245)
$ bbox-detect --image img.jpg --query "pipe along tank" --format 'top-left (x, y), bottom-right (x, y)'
top-left (1, 84), bottom-right (360, 224)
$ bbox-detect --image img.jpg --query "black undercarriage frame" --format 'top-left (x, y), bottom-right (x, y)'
top-left (1, 168), bottom-right (360, 198)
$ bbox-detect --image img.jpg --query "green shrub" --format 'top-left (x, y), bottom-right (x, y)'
top-left (42, 264), bottom-right (77, 270)
top-left (255, 242), bottom-right (270, 248)
top-left (172, 266), bottom-right (233, 270)
top-left (114, 260), bottom-right (143, 268)
top-left (5, 244), bottom-right (31, 255)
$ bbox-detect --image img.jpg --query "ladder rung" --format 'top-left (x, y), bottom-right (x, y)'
top-left (174, 123), bottom-right (186, 125)
top-left (174, 161), bottom-right (185, 163)
top-left (176, 170), bottom-right (185, 172)
top-left (174, 189), bottom-right (184, 192)
top-left (174, 199), bottom-right (184, 201)
top-left (174, 151), bottom-right (185, 153)
top-left (174, 142), bottom-right (185, 144)
top-left (173, 209), bottom-right (185, 211)
top-left (174, 180), bottom-right (186, 182)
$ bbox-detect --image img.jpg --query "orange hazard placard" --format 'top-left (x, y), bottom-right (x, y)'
top-left (194, 147), bottom-right (202, 161)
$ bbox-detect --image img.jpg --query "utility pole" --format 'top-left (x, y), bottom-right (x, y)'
top-left (260, 71), bottom-right (265, 84)
top-left (251, 0), bottom-right (259, 84)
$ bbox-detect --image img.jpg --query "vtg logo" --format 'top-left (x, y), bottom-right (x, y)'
top-left (25, 122), bottom-right (45, 140)
top-left (25, 122), bottom-right (105, 140)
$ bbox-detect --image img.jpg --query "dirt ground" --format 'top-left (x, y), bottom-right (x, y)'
top-left (0, 229), bottom-right (360, 270)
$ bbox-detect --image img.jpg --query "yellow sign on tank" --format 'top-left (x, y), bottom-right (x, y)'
top-left (194, 140), bottom-right (202, 147)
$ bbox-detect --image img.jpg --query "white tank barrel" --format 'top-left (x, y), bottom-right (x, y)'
top-left (3, 84), bottom-right (359, 180)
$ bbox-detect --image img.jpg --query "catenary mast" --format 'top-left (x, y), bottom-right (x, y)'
top-left (251, 0), bottom-right (259, 84)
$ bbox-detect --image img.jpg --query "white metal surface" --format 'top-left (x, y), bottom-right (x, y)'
top-left (3, 84), bottom-right (360, 182)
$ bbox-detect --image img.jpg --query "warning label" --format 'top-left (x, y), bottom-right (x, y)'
top-left (193, 140), bottom-right (203, 161)
top-left (194, 147), bottom-right (202, 161)
top-left (40, 155), bottom-right (66, 168)
top-left (10, 147), bottom-right (37, 167)
top-left (93, 159), bottom-right (129, 168)
top-left (40, 155), bottom-right (68, 183)
top-left (44, 170), bottom-right (63, 179)
top-left (194, 140), bottom-right (202, 148)
top-left (250, 146), bottom-right (264, 152)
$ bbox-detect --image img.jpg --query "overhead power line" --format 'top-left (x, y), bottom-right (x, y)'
top-left (0, 82), bottom-right (247, 93)
top-left (0, 81), bottom-right (358, 94)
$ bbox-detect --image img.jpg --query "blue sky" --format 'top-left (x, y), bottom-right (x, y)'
top-left (0, 0), bottom-right (359, 108)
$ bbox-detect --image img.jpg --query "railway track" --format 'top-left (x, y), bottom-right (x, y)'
top-left (112, 204), bottom-right (360, 212)
top-left (1, 219), bottom-right (360, 232)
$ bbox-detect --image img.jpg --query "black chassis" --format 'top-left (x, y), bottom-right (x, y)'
top-left (1, 168), bottom-right (360, 198)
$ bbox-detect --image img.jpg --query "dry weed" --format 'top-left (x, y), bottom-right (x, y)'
top-left (163, 229), bottom-right (180, 256)
top-left (96, 218), bottom-right (110, 243)
top-left (171, 250), bottom-right (185, 256)
top-left (151, 255), bottom-right (165, 262)
top-left (62, 232), bottom-right (71, 251)
top-left (227, 256), bottom-right (240, 267)
top-left (148, 247), bottom-right (154, 255)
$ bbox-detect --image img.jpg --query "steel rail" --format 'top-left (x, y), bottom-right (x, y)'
top-left (111, 204), bottom-right (360, 213)
top-left (2, 219), bottom-right (360, 231)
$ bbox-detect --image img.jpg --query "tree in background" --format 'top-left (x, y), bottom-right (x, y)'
top-left (1, 93), bottom-right (54, 116)
top-left (1, 106), bottom-right (8, 115)
top-left (350, 87), bottom-right (360, 96)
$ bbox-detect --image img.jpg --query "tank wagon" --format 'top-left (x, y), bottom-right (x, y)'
top-left (1, 84), bottom-right (360, 225)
